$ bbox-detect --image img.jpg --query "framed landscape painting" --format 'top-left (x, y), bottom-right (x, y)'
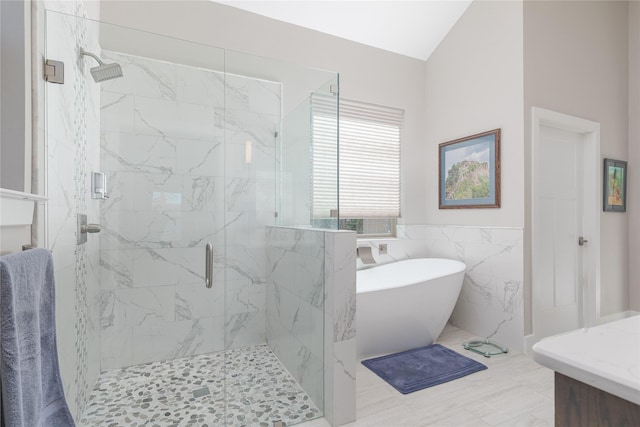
top-left (439, 129), bottom-right (501, 209)
top-left (603, 158), bottom-right (627, 212)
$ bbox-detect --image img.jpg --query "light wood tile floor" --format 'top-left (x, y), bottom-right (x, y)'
top-left (306, 324), bottom-right (554, 427)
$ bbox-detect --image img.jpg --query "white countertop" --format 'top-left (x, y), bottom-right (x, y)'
top-left (532, 315), bottom-right (640, 405)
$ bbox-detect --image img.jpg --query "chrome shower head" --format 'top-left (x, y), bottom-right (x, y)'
top-left (80, 49), bottom-right (123, 83)
top-left (89, 62), bottom-right (123, 83)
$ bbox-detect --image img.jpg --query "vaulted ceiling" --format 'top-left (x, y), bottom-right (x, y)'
top-left (214, 1), bottom-right (473, 61)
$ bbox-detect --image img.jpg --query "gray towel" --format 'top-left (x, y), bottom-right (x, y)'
top-left (0, 248), bottom-right (75, 427)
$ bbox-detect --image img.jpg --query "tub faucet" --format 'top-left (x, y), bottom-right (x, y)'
top-left (357, 246), bottom-right (376, 264)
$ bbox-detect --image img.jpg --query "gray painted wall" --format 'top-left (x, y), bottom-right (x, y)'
top-left (628, 1), bottom-right (640, 312)
top-left (423, 0), bottom-right (525, 228)
top-left (0, 0), bottom-right (29, 192)
top-left (524, 0), bottom-right (631, 318)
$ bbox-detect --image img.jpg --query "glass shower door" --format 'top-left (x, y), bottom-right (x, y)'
top-left (222, 50), bottom-right (339, 425)
top-left (91, 23), bottom-right (231, 425)
top-left (45, 10), bottom-right (230, 424)
top-left (220, 50), bottom-right (283, 424)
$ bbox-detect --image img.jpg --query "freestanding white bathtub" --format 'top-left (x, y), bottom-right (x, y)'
top-left (356, 258), bottom-right (466, 359)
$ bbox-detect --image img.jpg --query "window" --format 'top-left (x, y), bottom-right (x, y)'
top-left (311, 95), bottom-right (403, 236)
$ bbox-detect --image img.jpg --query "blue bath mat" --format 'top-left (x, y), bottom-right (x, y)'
top-left (361, 344), bottom-right (487, 394)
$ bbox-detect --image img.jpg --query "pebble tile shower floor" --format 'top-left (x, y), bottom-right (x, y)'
top-left (80, 345), bottom-right (321, 427)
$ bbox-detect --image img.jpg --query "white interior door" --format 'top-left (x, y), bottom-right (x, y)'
top-left (534, 126), bottom-right (585, 338)
top-left (531, 108), bottom-right (600, 350)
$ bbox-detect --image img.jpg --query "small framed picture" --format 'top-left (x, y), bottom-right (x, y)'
top-left (603, 158), bottom-right (627, 212)
top-left (439, 129), bottom-right (501, 209)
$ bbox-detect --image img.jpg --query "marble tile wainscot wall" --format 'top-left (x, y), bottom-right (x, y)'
top-left (323, 230), bottom-right (357, 426)
top-left (357, 225), bottom-right (525, 352)
top-left (266, 227), bottom-right (326, 412)
top-left (266, 226), bottom-right (356, 427)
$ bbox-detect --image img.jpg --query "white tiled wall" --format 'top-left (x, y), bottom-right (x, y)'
top-left (98, 50), bottom-right (281, 369)
top-left (323, 230), bottom-right (357, 426)
top-left (266, 226), bottom-right (326, 411)
top-left (358, 225), bottom-right (525, 352)
top-left (266, 226), bottom-right (357, 426)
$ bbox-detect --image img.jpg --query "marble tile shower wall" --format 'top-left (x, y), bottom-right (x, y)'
top-left (265, 226), bottom-right (357, 426)
top-left (359, 225), bottom-right (525, 352)
top-left (323, 230), bottom-right (357, 426)
top-left (266, 227), bottom-right (326, 410)
top-left (41, 3), bottom-right (102, 420)
top-left (98, 50), bottom-right (281, 369)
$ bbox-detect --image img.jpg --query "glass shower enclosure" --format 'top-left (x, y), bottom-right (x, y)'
top-left (44, 10), bottom-right (338, 425)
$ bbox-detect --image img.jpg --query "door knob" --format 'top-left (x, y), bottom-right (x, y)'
top-left (578, 236), bottom-right (588, 246)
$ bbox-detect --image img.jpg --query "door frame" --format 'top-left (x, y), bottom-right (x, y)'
top-left (530, 107), bottom-right (601, 348)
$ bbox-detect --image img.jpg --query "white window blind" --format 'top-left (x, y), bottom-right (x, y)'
top-left (311, 94), bottom-right (402, 219)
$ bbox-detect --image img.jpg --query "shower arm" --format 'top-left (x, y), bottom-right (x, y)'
top-left (80, 49), bottom-right (105, 66)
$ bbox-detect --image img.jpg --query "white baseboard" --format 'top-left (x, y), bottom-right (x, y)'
top-left (524, 334), bottom-right (539, 356)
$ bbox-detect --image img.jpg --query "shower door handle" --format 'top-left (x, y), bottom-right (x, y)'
top-left (205, 243), bottom-right (213, 289)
